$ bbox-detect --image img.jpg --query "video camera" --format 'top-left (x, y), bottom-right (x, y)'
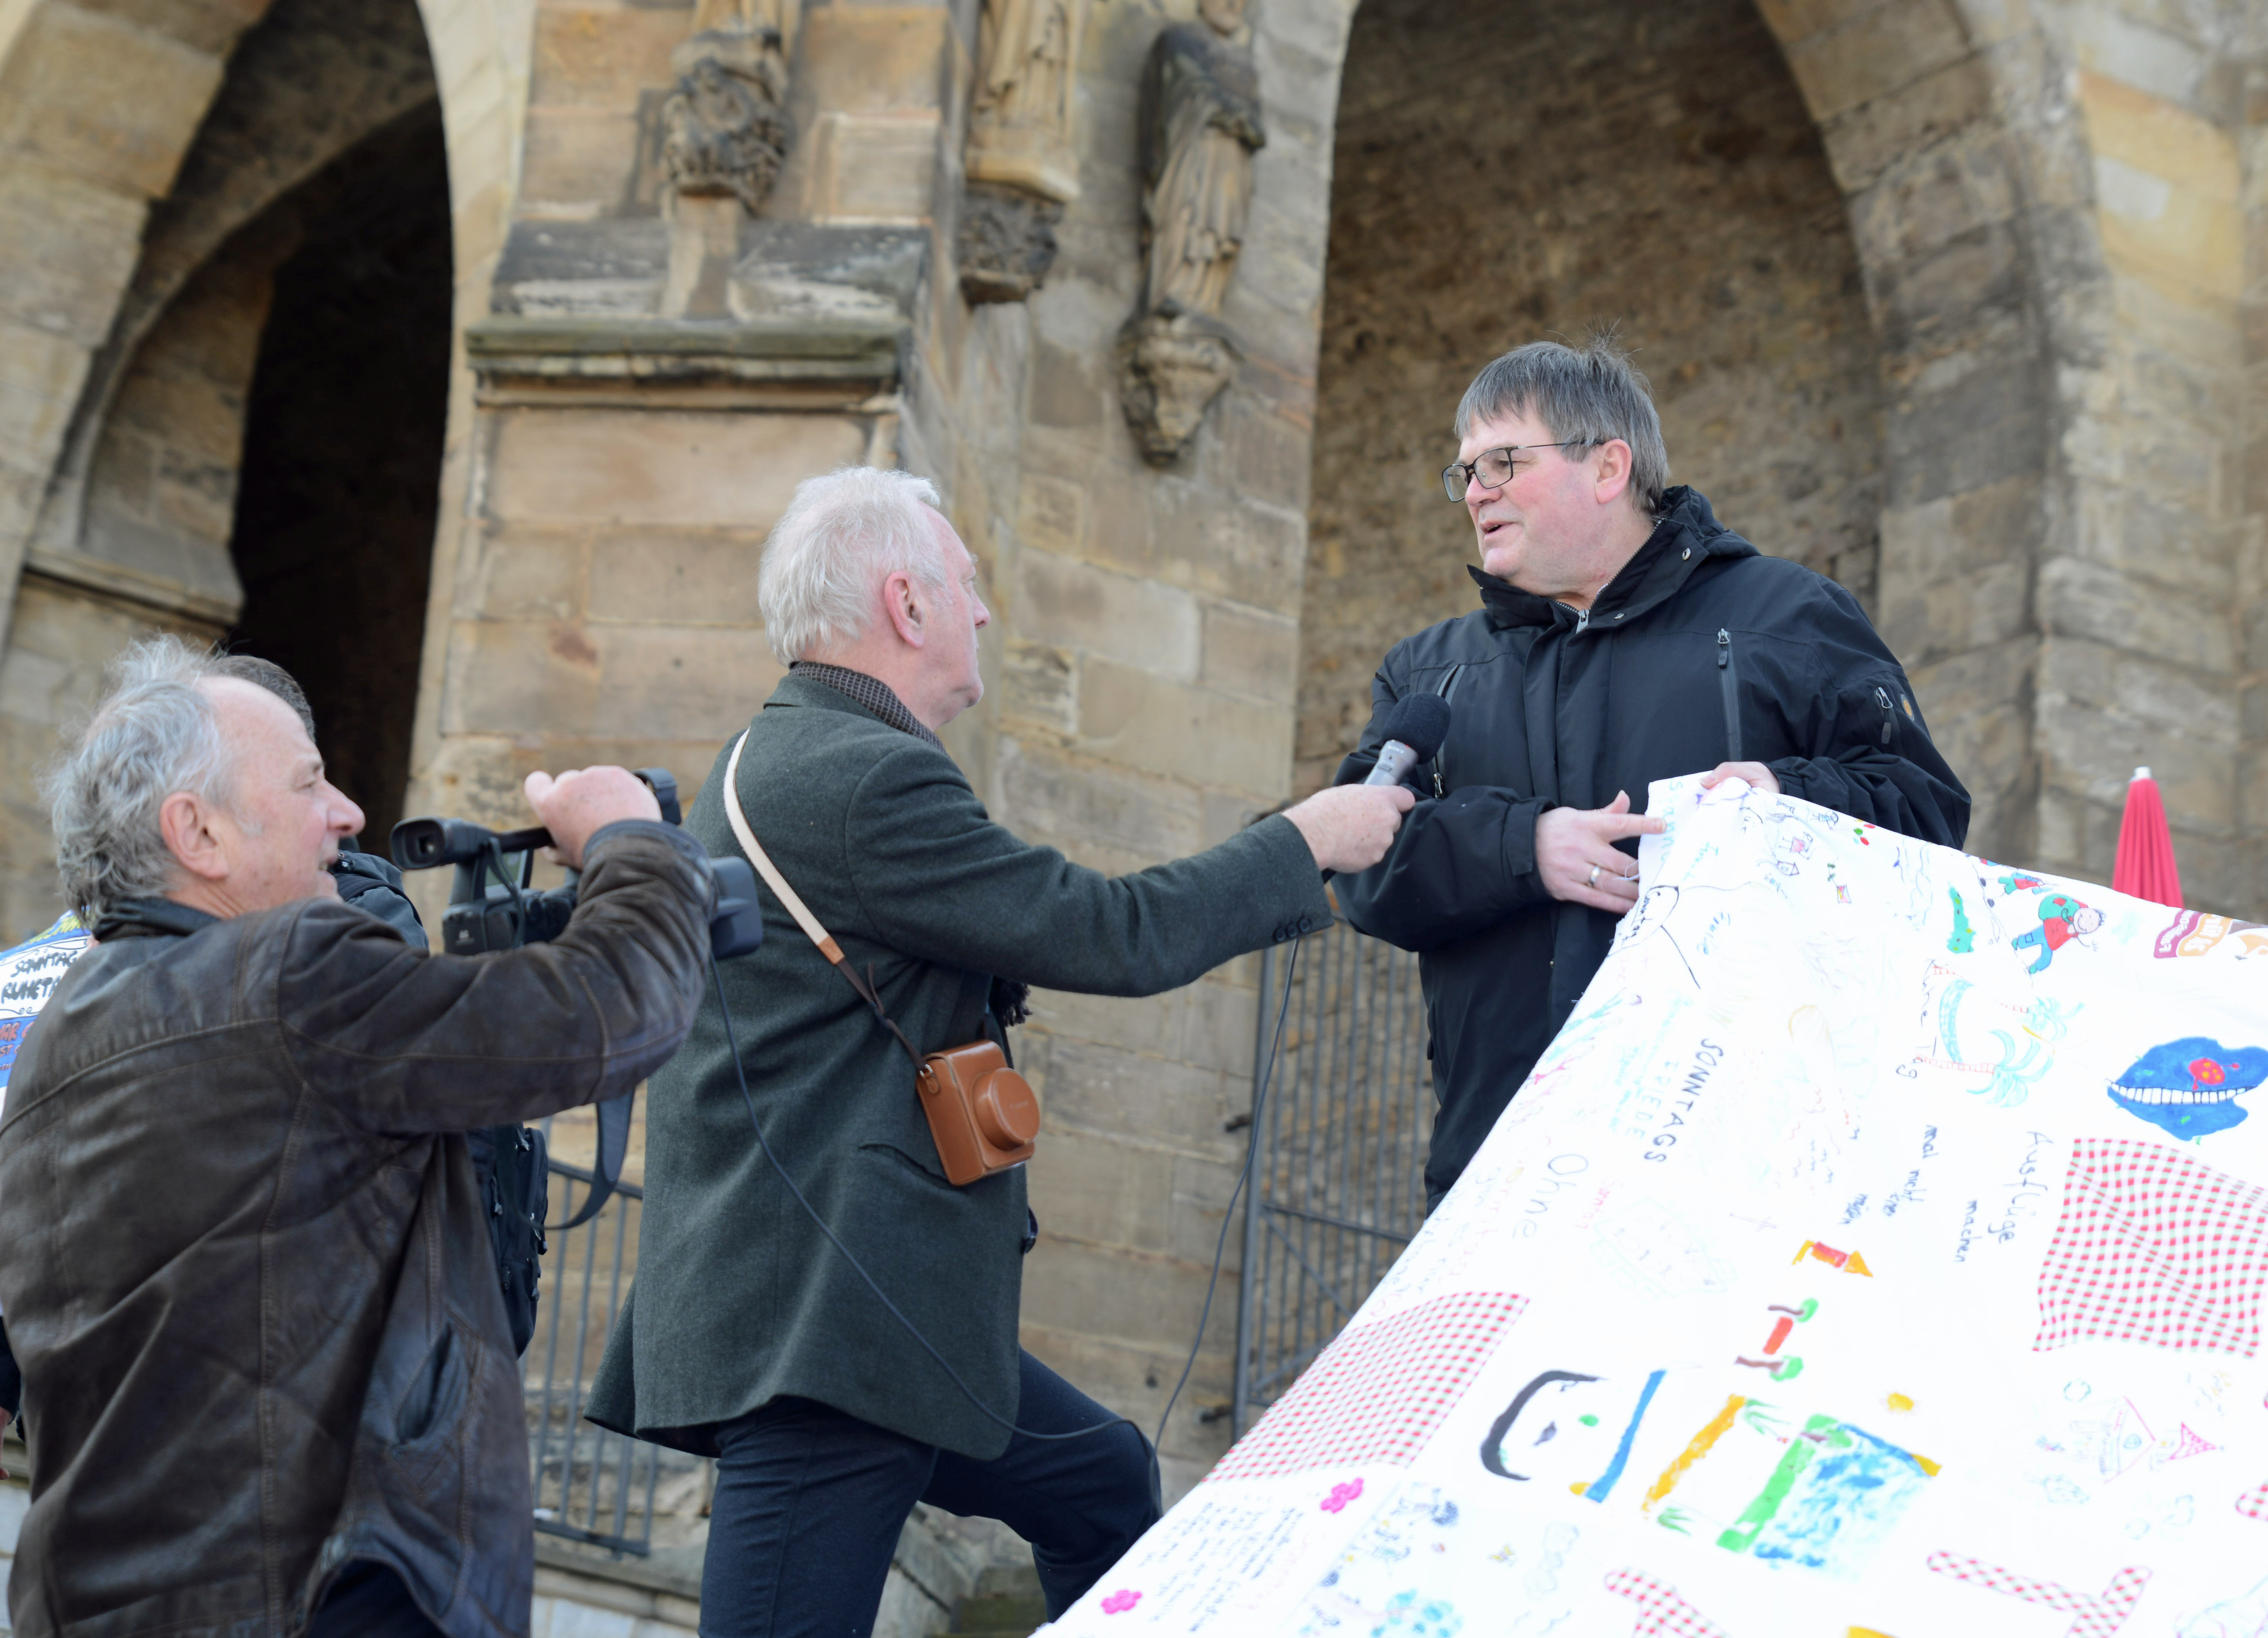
top-left (390, 768), bottom-right (764, 959)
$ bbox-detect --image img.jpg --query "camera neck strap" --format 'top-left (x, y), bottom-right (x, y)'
top-left (722, 730), bottom-right (925, 1071)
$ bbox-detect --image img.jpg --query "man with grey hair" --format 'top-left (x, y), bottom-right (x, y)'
top-left (0, 637), bottom-right (721, 1638)
top-left (587, 465), bottom-right (1413, 1637)
top-left (1335, 334), bottom-right (1970, 1208)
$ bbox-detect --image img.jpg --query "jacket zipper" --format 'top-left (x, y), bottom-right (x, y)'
top-left (1875, 685), bottom-right (1895, 747)
top-left (1716, 628), bottom-right (1742, 762)
top-left (1430, 665), bottom-right (1464, 797)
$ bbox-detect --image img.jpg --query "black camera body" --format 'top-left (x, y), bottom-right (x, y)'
top-left (390, 768), bottom-right (763, 959)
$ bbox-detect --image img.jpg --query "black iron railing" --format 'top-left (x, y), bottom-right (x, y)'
top-left (1232, 920), bottom-right (1433, 1435)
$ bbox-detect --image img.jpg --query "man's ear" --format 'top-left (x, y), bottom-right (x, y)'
top-left (1591, 438), bottom-right (1636, 507)
top-left (881, 569), bottom-right (928, 650)
top-left (159, 791), bottom-right (230, 884)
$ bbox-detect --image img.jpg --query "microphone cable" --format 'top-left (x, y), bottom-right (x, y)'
top-left (705, 923), bottom-right (1308, 1455)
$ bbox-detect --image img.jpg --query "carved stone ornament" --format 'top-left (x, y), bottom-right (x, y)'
top-left (967, 0), bottom-right (1087, 201)
top-left (1116, 309), bottom-right (1239, 464)
top-left (958, 0), bottom-right (1087, 304)
top-left (958, 183), bottom-right (1064, 304)
top-left (661, 7), bottom-right (791, 216)
top-left (1117, 0), bottom-right (1264, 462)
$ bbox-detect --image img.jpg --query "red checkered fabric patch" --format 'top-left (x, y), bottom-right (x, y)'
top-left (1926, 1552), bottom-right (2150, 1637)
top-left (2239, 1480), bottom-right (2267, 1522)
top-left (1603, 1569), bottom-right (1730, 1638)
top-left (1207, 1292), bottom-right (1525, 1483)
top-left (2033, 1138), bottom-right (2268, 1358)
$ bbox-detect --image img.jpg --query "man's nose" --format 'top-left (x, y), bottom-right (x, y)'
top-left (331, 788), bottom-right (367, 837)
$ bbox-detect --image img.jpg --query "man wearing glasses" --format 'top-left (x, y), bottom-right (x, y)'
top-left (1332, 335), bottom-right (1970, 1210)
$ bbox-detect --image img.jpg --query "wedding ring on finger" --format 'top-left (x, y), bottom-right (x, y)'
top-left (1588, 864), bottom-right (1601, 888)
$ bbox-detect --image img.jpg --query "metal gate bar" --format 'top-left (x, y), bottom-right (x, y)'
top-left (1232, 919), bottom-right (1432, 1436)
top-left (527, 1157), bottom-right (663, 1555)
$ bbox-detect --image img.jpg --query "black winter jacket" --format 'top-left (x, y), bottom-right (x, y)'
top-left (1333, 488), bottom-right (1970, 1205)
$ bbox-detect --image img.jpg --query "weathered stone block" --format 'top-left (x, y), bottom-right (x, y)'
top-left (0, 3), bottom-right (221, 199)
top-left (1848, 135), bottom-right (2021, 269)
top-left (1200, 600), bottom-right (1298, 703)
top-left (1027, 335), bottom-right (1104, 430)
top-left (1024, 988), bottom-right (1187, 1064)
top-left (1881, 348), bottom-right (2050, 508)
top-left (0, 321), bottom-right (90, 464)
top-left (1016, 465), bottom-right (1084, 556)
top-left (1819, 53), bottom-right (1993, 198)
top-left (485, 410), bottom-right (865, 527)
top-left (588, 531), bottom-right (766, 625)
top-left (1018, 1234), bottom-right (1237, 1355)
top-left (2073, 6), bottom-right (2206, 109)
top-left (996, 640), bottom-right (1075, 737)
top-left (1014, 547), bottom-right (1199, 680)
top-left (2079, 70), bottom-right (2238, 205)
top-left (1146, 483), bottom-right (1307, 615)
top-left (1037, 1035), bottom-right (1237, 1159)
top-left (805, 113), bottom-right (939, 224)
top-left (519, 108), bottom-right (641, 213)
top-left (0, 162), bottom-right (146, 346)
top-left (464, 526), bottom-right (587, 622)
top-left (1023, 1128), bottom-right (1179, 1256)
top-left (795, 7), bottom-right (949, 114)
top-left (529, 6), bottom-right (685, 112)
top-left (587, 624), bottom-right (783, 739)
top-left (2038, 557), bottom-right (2235, 675)
top-left (1781, 0), bottom-right (1970, 125)
top-left (994, 737), bottom-right (1206, 865)
top-left (1075, 656), bottom-right (1294, 800)
top-left (438, 619), bottom-right (605, 739)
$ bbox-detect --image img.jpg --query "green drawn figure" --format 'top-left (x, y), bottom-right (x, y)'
top-left (1946, 888), bottom-right (1975, 954)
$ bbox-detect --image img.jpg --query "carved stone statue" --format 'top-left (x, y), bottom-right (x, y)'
top-left (959, 0), bottom-right (1088, 304)
top-left (1118, 0), bottom-right (1265, 462)
top-left (661, 0), bottom-right (795, 216)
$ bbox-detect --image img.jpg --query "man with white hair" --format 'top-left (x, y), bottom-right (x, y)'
top-left (0, 638), bottom-right (721, 1638)
top-left (587, 467), bottom-right (1412, 1637)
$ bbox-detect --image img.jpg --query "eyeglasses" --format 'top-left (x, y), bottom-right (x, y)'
top-left (1441, 441), bottom-right (1593, 502)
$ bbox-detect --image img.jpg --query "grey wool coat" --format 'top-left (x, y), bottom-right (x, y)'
top-left (586, 672), bottom-right (1333, 1460)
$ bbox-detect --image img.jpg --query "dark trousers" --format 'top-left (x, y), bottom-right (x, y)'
top-left (700, 1351), bottom-right (1160, 1638)
top-left (309, 1566), bottom-right (446, 1638)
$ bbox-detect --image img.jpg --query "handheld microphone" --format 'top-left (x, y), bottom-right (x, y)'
top-left (1365, 693), bottom-right (1452, 788)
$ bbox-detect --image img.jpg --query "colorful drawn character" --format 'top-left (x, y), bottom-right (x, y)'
top-left (2156, 910), bottom-right (2268, 961)
top-left (1946, 888), bottom-right (1975, 954)
top-left (1644, 1395), bottom-right (1938, 1579)
top-left (1374, 1590), bottom-right (1462, 1637)
top-left (1999, 871), bottom-right (2046, 894)
top-left (2011, 893), bottom-right (2103, 974)
top-left (1480, 1368), bottom-right (1667, 1505)
top-left (2106, 1037), bottom-right (2268, 1140)
top-left (1732, 1299), bottom-right (1815, 1381)
top-left (1914, 963), bottom-right (2078, 1106)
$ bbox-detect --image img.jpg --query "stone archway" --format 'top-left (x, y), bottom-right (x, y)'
top-left (1284, 0), bottom-right (2144, 881)
top-left (0, 0), bottom-right (519, 927)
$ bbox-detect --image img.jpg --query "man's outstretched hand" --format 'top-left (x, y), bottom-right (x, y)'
top-left (1286, 784), bottom-right (1417, 876)
top-left (1536, 790), bottom-right (1665, 913)
top-left (524, 767), bottom-right (663, 869)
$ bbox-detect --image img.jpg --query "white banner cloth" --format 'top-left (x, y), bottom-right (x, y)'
top-left (1046, 776), bottom-right (2268, 1638)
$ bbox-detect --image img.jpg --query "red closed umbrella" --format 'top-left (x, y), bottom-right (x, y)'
top-left (2112, 766), bottom-right (2182, 908)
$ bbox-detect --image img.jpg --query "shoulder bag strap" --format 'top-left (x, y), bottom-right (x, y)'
top-left (722, 730), bottom-right (925, 1070)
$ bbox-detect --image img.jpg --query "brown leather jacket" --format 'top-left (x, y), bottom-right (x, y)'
top-left (0, 823), bottom-right (715, 1638)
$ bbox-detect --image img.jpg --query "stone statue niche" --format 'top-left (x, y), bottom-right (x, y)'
top-left (1117, 0), bottom-right (1265, 464)
top-left (661, 0), bottom-right (796, 217)
top-left (960, 0), bottom-right (1090, 304)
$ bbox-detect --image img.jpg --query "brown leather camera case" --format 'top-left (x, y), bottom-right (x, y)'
top-left (721, 730), bottom-right (1043, 1189)
top-left (916, 1040), bottom-right (1040, 1186)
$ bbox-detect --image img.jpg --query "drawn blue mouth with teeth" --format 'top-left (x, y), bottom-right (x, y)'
top-left (2108, 1037), bottom-right (2268, 1140)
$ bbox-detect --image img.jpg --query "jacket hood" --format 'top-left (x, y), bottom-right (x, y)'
top-left (1469, 485), bottom-right (1759, 632)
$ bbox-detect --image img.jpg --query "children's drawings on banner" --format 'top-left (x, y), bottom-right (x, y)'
top-left (0, 911), bottom-right (88, 1115)
top-left (1045, 777), bottom-right (2268, 1636)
